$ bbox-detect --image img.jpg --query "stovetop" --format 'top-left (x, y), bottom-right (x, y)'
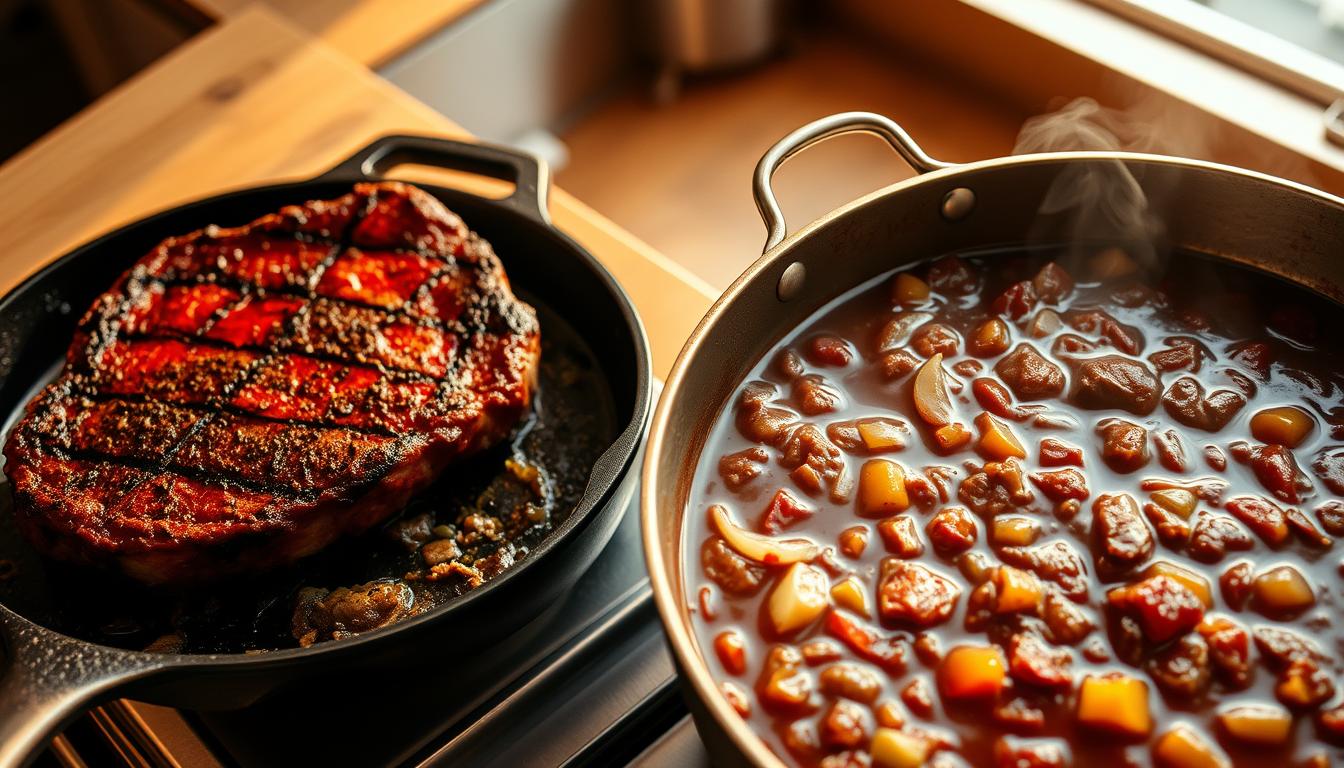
top-left (38, 486), bottom-right (713, 767)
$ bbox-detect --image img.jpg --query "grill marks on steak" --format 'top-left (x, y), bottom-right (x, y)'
top-left (4, 182), bottom-right (540, 584)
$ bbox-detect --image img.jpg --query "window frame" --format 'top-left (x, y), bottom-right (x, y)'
top-left (1080, 0), bottom-right (1344, 106)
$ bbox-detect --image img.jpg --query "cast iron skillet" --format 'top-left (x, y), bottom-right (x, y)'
top-left (0, 136), bottom-right (652, 768)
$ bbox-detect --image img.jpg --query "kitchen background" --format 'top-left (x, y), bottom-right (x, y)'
top-left (4, 0), bottom-right (1343, 292)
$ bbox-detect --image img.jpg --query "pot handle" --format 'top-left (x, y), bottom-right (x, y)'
top-left (753, 112), bottom-right (953, 252)
top-left (0, 609), bottom-right (160, 768)
top-left (318, 135), bottom-right (552, 225)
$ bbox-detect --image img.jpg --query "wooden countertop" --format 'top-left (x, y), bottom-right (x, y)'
top-left (0, 5), bottom-right (715, 378)
top-left (187, 0), bottom-right (486, 68)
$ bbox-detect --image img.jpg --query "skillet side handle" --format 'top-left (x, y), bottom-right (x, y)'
top-left (753, 111), bottom-right (955, 253)
top-left (317, 135), bottom-right (552, 225)
top-left (0, 611), bottom-right (159, 768)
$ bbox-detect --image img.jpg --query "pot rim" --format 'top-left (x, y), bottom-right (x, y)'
top-left (641, 145), bottom-right (1344, 768)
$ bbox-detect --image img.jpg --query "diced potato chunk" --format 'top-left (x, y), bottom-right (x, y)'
top-left (859, 460), bottom-right (910, 516)
top-left (937, 644), bottom-right (1007, 699)
top-left (1250, 406), bottom-right (1314, 448)
top-left (859, 418), bottom-right (906, 451)
top-left (1143, 561), bottom-right (1213, 608)
top-left (991, 516), bottom-right (1040, 546)
top-left (831, 576), bottom-right (871, 617)
top-left (1217, 704), bottom-right (1293, 745)
top-left (933, 423), bottom-right (972, 451)
top-left (870, 727), bottom-right (933, 768)
top-left (971, 318), bottom-right (1011, 357)
top-left (913, 354), bottom-right (955, 427)
top-left (1150, 489), bottom-right (1197, 518)
top-left (767, 562), bottom-right (830, 635)
top-left (713, 630), bottom-right (747, 676)
top-left (893, 273), bottom-right (931, 305)
top-left (710, 505), bottom-right (819, 565)
top-left (991, 566), bottom-right (1042, 614)
top-left (1252, 565), bottom-right (1315, 615)
top-left (1077, 674), bottom-right (1151, 737)
top-left (975, 412), bottom-right (1027, 460)
top-left (1154, 724), bottom-right (1230, 768)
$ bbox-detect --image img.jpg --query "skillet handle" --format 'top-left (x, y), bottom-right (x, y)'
top-left (0, 609), bottom-right (159, 768)
top-left (318, 135), bottom-right (552, 225)
top-left (753, 112), bottom-right (954, 253)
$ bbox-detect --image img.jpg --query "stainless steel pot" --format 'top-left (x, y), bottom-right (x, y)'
top-left (641, 111), bottom-right (1344, 767)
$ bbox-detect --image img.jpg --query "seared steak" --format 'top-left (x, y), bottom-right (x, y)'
top-left (3, 182), bottom-right (540, 585)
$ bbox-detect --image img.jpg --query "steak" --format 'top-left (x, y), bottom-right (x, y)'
top-left (3, 182), bottom-right (540, 585)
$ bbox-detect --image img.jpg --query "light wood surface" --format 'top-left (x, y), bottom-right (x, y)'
top-left (0, 5), bottom-right (715, 377)
top-left (557, 32), bottom-right (1029, 290)
top-left (190, 0), bottom-right (487, 67)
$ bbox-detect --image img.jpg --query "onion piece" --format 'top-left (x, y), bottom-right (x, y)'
top-left (709, 504), bottom-right (819, 565)
top-left (913, 353), bottom-right (955, 426)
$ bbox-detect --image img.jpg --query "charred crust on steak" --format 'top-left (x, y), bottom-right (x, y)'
top-left (3, 182), bottom-right (541, 585)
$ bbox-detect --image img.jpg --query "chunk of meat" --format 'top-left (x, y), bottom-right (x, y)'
top-left (807, 335), bottom-right (853, 367)
top-left (793, 374), bottom-right (844, 416)
top-left (735, 381), bottom-right (799, 444)
top-left (778, 424), bottom-right (845, 494)
top-left (1069, 355), bottom-right (1160, 415)
top-left (995, 344), bottom-right (1065, 400)
top-left (994, 281), bottom-right (1038, 319)
top-left (1148, 336), bottom-right (1213, 373)
top-left (701, 537), bottom-right (767, 596)
top-left (1317, 500), bottom-right (1344, 535)
top-left (1008, 632), bottom-right (1073, 688)
top-left (759, 489), bottom-right (813, 534)
top-left (1197, 615), bottom-right (1252, 688)
top-left (818, 700), bottom-right (869, 750)
top-left (993, 737), bottom-right (1067, 768)
top-left (1227, 340), bottom-right (1274, 378)
top-left (877, 559), bottom-right (961, 628)
top-left (927, 254), bottom-right (980, 295)
top-left (824, 610), bottom-right (908, 671)
top-left (1107, 574), bottom-right (1204, 643)
top-left (1092, 493), bottom-right (1154, 572)
top-left (1146, 633), bottom-right (1211, 698)
top-left (1029, 468), bottom-right (1089, 502)
top-left (1000, 541), bottom-right (1090, 600)
top-left (974, 377), bottom-right (1027, 421)
top-left (1161, 377), bottom-right (1246, 432)
top-left (719, 447), bottom-right (769, 491)
top-left (1096, 418), bottom-right (1149, 473)
top-left (1230, 442), bottom-right (1313, 503)
top-left (755, 644), bottom-right (817, 716)
top-left (926, 507), bottom-right (978, 555)
top-left (1065, 309), bottom-right (1143, 354)
top-left (1153, 429), bottom-right (1187, 472)
top-left (1188, 513), bottom-right (1254, 563)
top-left (1031, 262), bottom-right (1075, 304)
top-left (911, 323), bottom-right (961, 358)
top-left (958, 459), bottom-right (1034, 516)
top-left (1038, 438), bottom-right (1084, 467)
top-left (1223, 496), bottom-right (1289, 546)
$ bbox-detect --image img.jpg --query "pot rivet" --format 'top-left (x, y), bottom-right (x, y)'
top-left (941, 187), bottom-right (976, 221)
top-left (778, 262), bottom-right (806, 302)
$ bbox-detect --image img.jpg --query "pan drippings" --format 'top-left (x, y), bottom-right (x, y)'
top-left (685, 247), bottom-right (1344, 767)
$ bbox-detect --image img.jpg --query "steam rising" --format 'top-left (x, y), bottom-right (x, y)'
top-left (1013, 98), bottom-right (1166, 269)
